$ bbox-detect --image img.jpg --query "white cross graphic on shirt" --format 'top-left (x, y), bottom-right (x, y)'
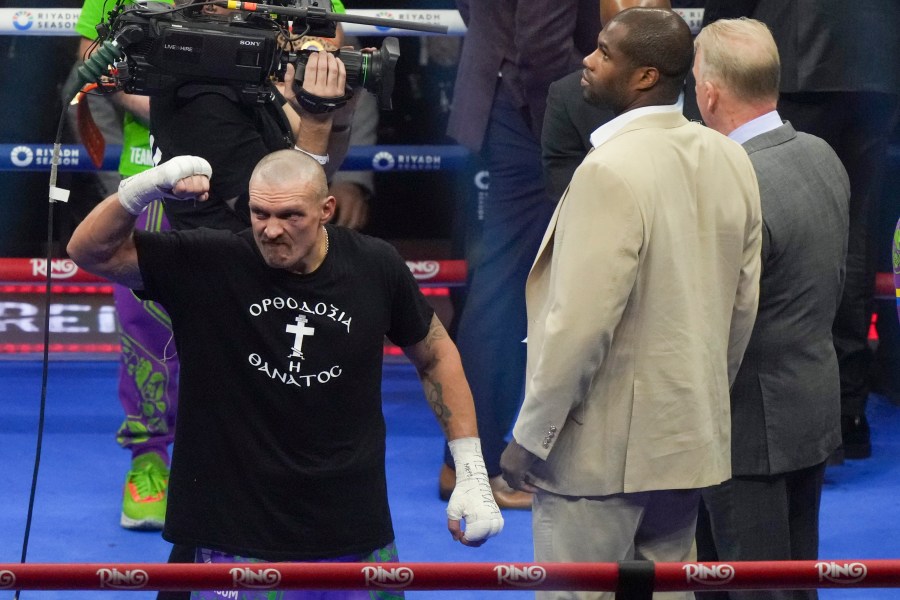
top-left (286, 314), bottom-right (315, 359)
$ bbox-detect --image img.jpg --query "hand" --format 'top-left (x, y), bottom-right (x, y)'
top-left (302, 51), bottom-right (347, 101)
top-left (330, 181), bottom-right (369, 230)
top-left (499, 439), bottom-right (540, 493)
top-left (281, 56), bottom-right (346, 108)
top-left (280, 62), bottom-right (298, 106)
top-left (329, 76), bottom-right (360, 131)
top-left (446, 437), bottom-right (504, 547)
top-left (117, 155), bottom-right (211, 215)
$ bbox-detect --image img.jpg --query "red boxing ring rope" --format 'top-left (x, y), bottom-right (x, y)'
top-left (0, 257), bottom-right (468, 287)
top-left (2, 258), bottom-right (897, 298)
top-left (0, 560), bottom-right (897, 593)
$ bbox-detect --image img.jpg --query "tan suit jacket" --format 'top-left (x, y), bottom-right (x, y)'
top-left (513, 111), bottom-right (762, 496)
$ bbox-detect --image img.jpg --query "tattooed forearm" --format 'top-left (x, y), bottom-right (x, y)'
top-left (423, 315), bottom-right (449, 353)
top-left (406, 314), bottom-right (477, 440)
top-left (421, 317), bottom-right (454, 432)
top-left (424, 378), bottom-right (453, 435)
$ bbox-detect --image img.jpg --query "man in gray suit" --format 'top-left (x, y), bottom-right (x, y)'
top-left (703, 0), bottom-right (900, 461)
top-left (693, 19), bottom-right (850, 597)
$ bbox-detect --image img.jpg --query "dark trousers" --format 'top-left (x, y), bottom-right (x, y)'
top-left (157, 544), bottom-right (194, 600)
top-left (445, 76), bottom-right (556, 475)
top-left (696, 461), bottom-right (828, 600)
top-left (778, 92), bottom-right (900, 415)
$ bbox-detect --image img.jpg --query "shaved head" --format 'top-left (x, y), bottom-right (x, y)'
top-left (250, 149), bottom-right (328, 200)
top-left (247, 149), bottom-right (335, 274)
top-left (608, 7), bottom-right (693, 102)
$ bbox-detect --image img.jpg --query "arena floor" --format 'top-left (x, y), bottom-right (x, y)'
top-left (3, 360), bottom-right (900, 599)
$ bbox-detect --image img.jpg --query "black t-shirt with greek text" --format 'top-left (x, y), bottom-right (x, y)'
top-left (134, 224), bottom-right (433, 560)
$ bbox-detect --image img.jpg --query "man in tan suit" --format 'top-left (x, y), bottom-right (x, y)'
top-left (500, 8), bottom-right (762, 598)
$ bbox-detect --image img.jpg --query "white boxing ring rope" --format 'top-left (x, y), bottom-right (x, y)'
top-left (0, 8), bottom-right (706, 37)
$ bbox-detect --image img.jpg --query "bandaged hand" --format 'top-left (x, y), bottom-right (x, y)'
top-left (117, 156), bottom-right (212, 216)
top-left (446, 437), bottom-right (504, 546)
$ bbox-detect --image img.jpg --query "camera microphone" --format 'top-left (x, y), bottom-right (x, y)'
top-left (62, 39), bottom-right (124, 104)
top-left (217, 0), bottom-right (449, 34)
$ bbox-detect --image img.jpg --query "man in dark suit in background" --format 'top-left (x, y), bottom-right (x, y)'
top-left (541, 0), bottom-right (671, 202)
top-left (702, 0), bottom-right (900, 461)
top-left (541, 68), bottom-right (611, 202)
top-left (439, 0), bottom-right (599, 508)
top-left (692, 20), bottom-right (850, 597)
top-left (540, 0), bottom-right (706, 202)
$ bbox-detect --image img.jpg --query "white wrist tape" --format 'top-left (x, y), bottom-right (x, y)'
top-left (447, 437), bottom-right (504, 542)
top-left (117, 155), bottom-right (212, 216)
top-left (293, 145), bottom-right (329, 166)
top-left (448, 437), bottom-right (489, 480)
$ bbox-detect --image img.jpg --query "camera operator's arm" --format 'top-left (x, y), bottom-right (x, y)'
top-left (281, 52), bottom-right (354, 180)
top-left (67, 156), bottom-right (211, 290)
top-left (322, 89), bottom-right (357, 181)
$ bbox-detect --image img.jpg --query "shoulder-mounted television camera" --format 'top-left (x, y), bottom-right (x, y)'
top-left (67, 0), bottom-right (446, 110)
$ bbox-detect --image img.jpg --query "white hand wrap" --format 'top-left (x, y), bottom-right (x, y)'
top-left (117, 155), bottom-right (212, 216)
top-left (446, 437), bottom-right (504, 542)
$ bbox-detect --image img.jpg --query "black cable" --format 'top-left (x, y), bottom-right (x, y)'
top-left (13, 100), bottom-right (71, 600)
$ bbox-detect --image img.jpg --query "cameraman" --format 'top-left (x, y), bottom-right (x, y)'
top-left (70, 0), bottom-right (178, 534)
top-left (150, 0), bottom-right (358, 233)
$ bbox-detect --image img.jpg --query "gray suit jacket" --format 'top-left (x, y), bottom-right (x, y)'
top-left (731, 122), bottom-right (850, 476)
top-left (446, 0), bottom-right (597, 152)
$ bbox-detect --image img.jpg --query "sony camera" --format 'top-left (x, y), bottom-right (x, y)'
top-left (72, 0), bottom-right (402, 109)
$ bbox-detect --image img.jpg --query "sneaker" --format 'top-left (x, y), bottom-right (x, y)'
top-left (121, 453), bottom-right (168, 530)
